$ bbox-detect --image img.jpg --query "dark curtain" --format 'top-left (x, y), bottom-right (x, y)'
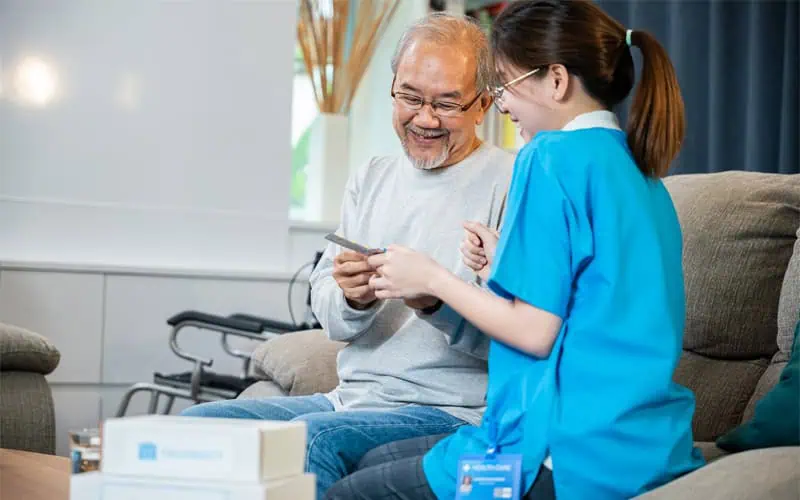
top-left (597, 0), bottom-right (799, 175)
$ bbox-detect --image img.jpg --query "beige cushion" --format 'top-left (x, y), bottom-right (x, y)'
top-left (634, 447), bottom-right (800, 500)
top-left (664, 172), bottom-right (800, 360)
top-left (673, 351), bottom-right (768, 441)
top-left (742, 360), bottom-right (787, 423)
top-left (776, 226), bottom-right (800, 363)
top-left (664, 172), bottom-right (800, 438)
top-left (0, 323), bottom-right (60, 375)
top-left (743, 227), bottom-right (800, 421)
top-left (238, 380), bottom-right (291, 399)
top-left (250, 329), bottom-right (343, 396)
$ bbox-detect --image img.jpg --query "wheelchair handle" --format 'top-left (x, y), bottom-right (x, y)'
top-left (169, 322), bottom-right (214, 367)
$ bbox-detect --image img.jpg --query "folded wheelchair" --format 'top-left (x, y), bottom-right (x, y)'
top-left (115, 252), bottom-right (323, 417)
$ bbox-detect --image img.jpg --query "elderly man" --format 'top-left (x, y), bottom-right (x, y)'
top-left (182, 13), bottom-right (514, 497)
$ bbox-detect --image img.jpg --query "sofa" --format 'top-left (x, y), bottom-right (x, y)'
top-left (241, 171), bottom-right (800, 498)
top-left (0, 322), bottom-right (61, 455)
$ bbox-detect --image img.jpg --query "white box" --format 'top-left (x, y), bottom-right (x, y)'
top-left (70, 471), bottom-right (316, 500)
top-left (101, 415), bottom-right (307, 482)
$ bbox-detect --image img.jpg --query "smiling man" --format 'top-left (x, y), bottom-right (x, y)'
top-left (181, 13), bottom-right (514, 498)
top-left (390, 33), bottom-right (490, 171)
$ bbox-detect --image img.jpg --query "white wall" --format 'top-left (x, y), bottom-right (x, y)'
top-left (0, 0), bottom-right (297, 272)
top-left (0, 0), bottom-right (340, 457)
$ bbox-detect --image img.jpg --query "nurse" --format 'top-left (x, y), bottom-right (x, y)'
top-left (325, 0), bottom-right (705, 499)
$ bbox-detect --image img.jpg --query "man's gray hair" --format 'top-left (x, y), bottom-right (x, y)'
top-left (390, 12), bottom-right (492, 93)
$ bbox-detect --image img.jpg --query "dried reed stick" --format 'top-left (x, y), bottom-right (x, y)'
top-left (298, 0), bottom-right (322, 106)
top-left (297, 0), bottom-right (398, 114)
top-left (345, 0), bottom-right (398, 110)
top-left (331, 0), bottom-right (349, 112)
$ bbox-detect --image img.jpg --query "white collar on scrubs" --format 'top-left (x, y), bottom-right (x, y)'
top-left (561, 110), bottom-right (622, 132)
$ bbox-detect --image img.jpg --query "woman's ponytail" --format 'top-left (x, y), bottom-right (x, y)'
top-left (626, 30), bottom-right (686, 178)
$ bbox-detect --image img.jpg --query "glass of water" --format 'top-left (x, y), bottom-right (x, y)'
top-left (68, 427), bottom-right (101, 474)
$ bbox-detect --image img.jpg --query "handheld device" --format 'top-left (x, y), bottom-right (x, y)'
top-left (324, 233), bottom-right (383, 255)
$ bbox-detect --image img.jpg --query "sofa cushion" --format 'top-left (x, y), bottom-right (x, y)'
top-left (664, 173), bottom-right (800, 438)
top-left (663, 172), bottom-right (800, 361)
top-left (716, 318), bottom-right (800, 452)
top-left (0, 323), bottom-right (60, 375)
top-left (634, 447), bottom-right (800, 500)
top-left (673, 351), bottom-right (768, 441)
top-left (238, 380), bottom-right (291, 399)
top-left (743, 360), bottom-right (787, 422)
top-left (776, 226), bottom-right (800, 363)
top-left (739, 224), bottom-right (800, 420)
top-left (250, 329), bottom-right (343, 396)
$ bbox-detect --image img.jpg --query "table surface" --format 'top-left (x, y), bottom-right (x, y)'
top-left (0, 448), bottom-right (69, 500)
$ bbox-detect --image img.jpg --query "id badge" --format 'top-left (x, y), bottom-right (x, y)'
top-left (455, 454), bottom-right (522, 500)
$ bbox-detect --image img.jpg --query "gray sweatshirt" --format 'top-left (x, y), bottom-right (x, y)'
top-left (310, 143), bottom-right (514, 425)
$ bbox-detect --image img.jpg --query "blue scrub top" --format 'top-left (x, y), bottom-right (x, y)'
top-left (423, 127), bottom-right (705, 499)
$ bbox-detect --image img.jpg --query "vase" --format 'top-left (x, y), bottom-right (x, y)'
top-left (304, 112), bottom-right (350, 223)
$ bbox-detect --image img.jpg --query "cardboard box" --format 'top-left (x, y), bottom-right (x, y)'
top-left (70, 471), bottom-right (316, 500)
top-left (101, 415), bottom-right (306, 482)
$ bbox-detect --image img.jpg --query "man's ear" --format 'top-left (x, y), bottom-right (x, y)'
top-left (475, 94), bottom-right (493, 125)
top-left (480, 93), bottom-right (493, 112)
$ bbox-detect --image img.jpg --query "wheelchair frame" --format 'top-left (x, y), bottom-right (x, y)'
top-left (115, 252), bottom-right (323, 417)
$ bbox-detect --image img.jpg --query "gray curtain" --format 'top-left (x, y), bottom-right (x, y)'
top-left (597, 0), bottom-right (799, 175)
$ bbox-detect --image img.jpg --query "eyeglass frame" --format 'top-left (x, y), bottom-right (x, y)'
top-left (487, 67), bottom-right (542, 106)
top-left (390, 75), bottom-right (485, 117)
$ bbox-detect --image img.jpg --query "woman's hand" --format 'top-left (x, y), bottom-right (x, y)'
top-left (367, 245), bottom-right (445, 300)
top-left (461, 221), bottom-right (499, 281)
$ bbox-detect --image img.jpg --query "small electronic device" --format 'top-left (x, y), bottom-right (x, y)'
top-left (324, 233), bottom-right (383, 255)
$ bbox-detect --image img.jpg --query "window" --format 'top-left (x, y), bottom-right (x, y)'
top-left (290, 45), bottom-right (319, 219)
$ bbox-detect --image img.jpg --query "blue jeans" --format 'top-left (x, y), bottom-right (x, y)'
top-left (180, 395), bottom-right (465, 498)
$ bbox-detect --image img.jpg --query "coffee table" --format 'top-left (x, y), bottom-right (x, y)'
top-left (0, 448), bottom-right (69, 500)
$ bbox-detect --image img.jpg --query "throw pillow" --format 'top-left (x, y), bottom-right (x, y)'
top-left (716, 317), bottom-right (800, 452)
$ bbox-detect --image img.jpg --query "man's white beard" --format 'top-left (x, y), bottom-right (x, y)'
top-left (401, 138), bottom-right (450, 170)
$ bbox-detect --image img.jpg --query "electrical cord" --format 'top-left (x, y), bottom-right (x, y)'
top-left (288, 260), bottom-right (315, 327)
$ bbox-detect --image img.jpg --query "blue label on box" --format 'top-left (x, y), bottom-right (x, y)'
top-left (455, 454), bottom-right (522, 500)
top-left (138, 442), bottom-right (157, 461)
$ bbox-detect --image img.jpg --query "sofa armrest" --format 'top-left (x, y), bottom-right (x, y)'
top-left (0, 323), bottom-right (60, 375)
top-left (0, 372), bottom-right (56, 454)
top-left (250, 329), bottom-right (344, 396)
top-left (635, 447), bottom-right (800, 500)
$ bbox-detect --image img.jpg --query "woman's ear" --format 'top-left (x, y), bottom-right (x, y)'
top-left (549, 64), bottom-right (570, 102)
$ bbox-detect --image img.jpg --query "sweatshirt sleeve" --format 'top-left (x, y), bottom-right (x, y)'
top-left (414, 284), bottom-right (490, 360)
top-left (415, 168), bottom-right (511, 361)
top-left (309, 161), bottom-right (383, 343)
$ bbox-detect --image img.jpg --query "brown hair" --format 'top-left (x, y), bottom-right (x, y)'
top-left (491, 0), bottom-right (685, 178)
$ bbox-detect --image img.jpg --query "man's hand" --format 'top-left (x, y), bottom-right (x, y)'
top-left (333, 251), bottom-right (378, 309)
top-left (461, 221), bottom-right (499, 281)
